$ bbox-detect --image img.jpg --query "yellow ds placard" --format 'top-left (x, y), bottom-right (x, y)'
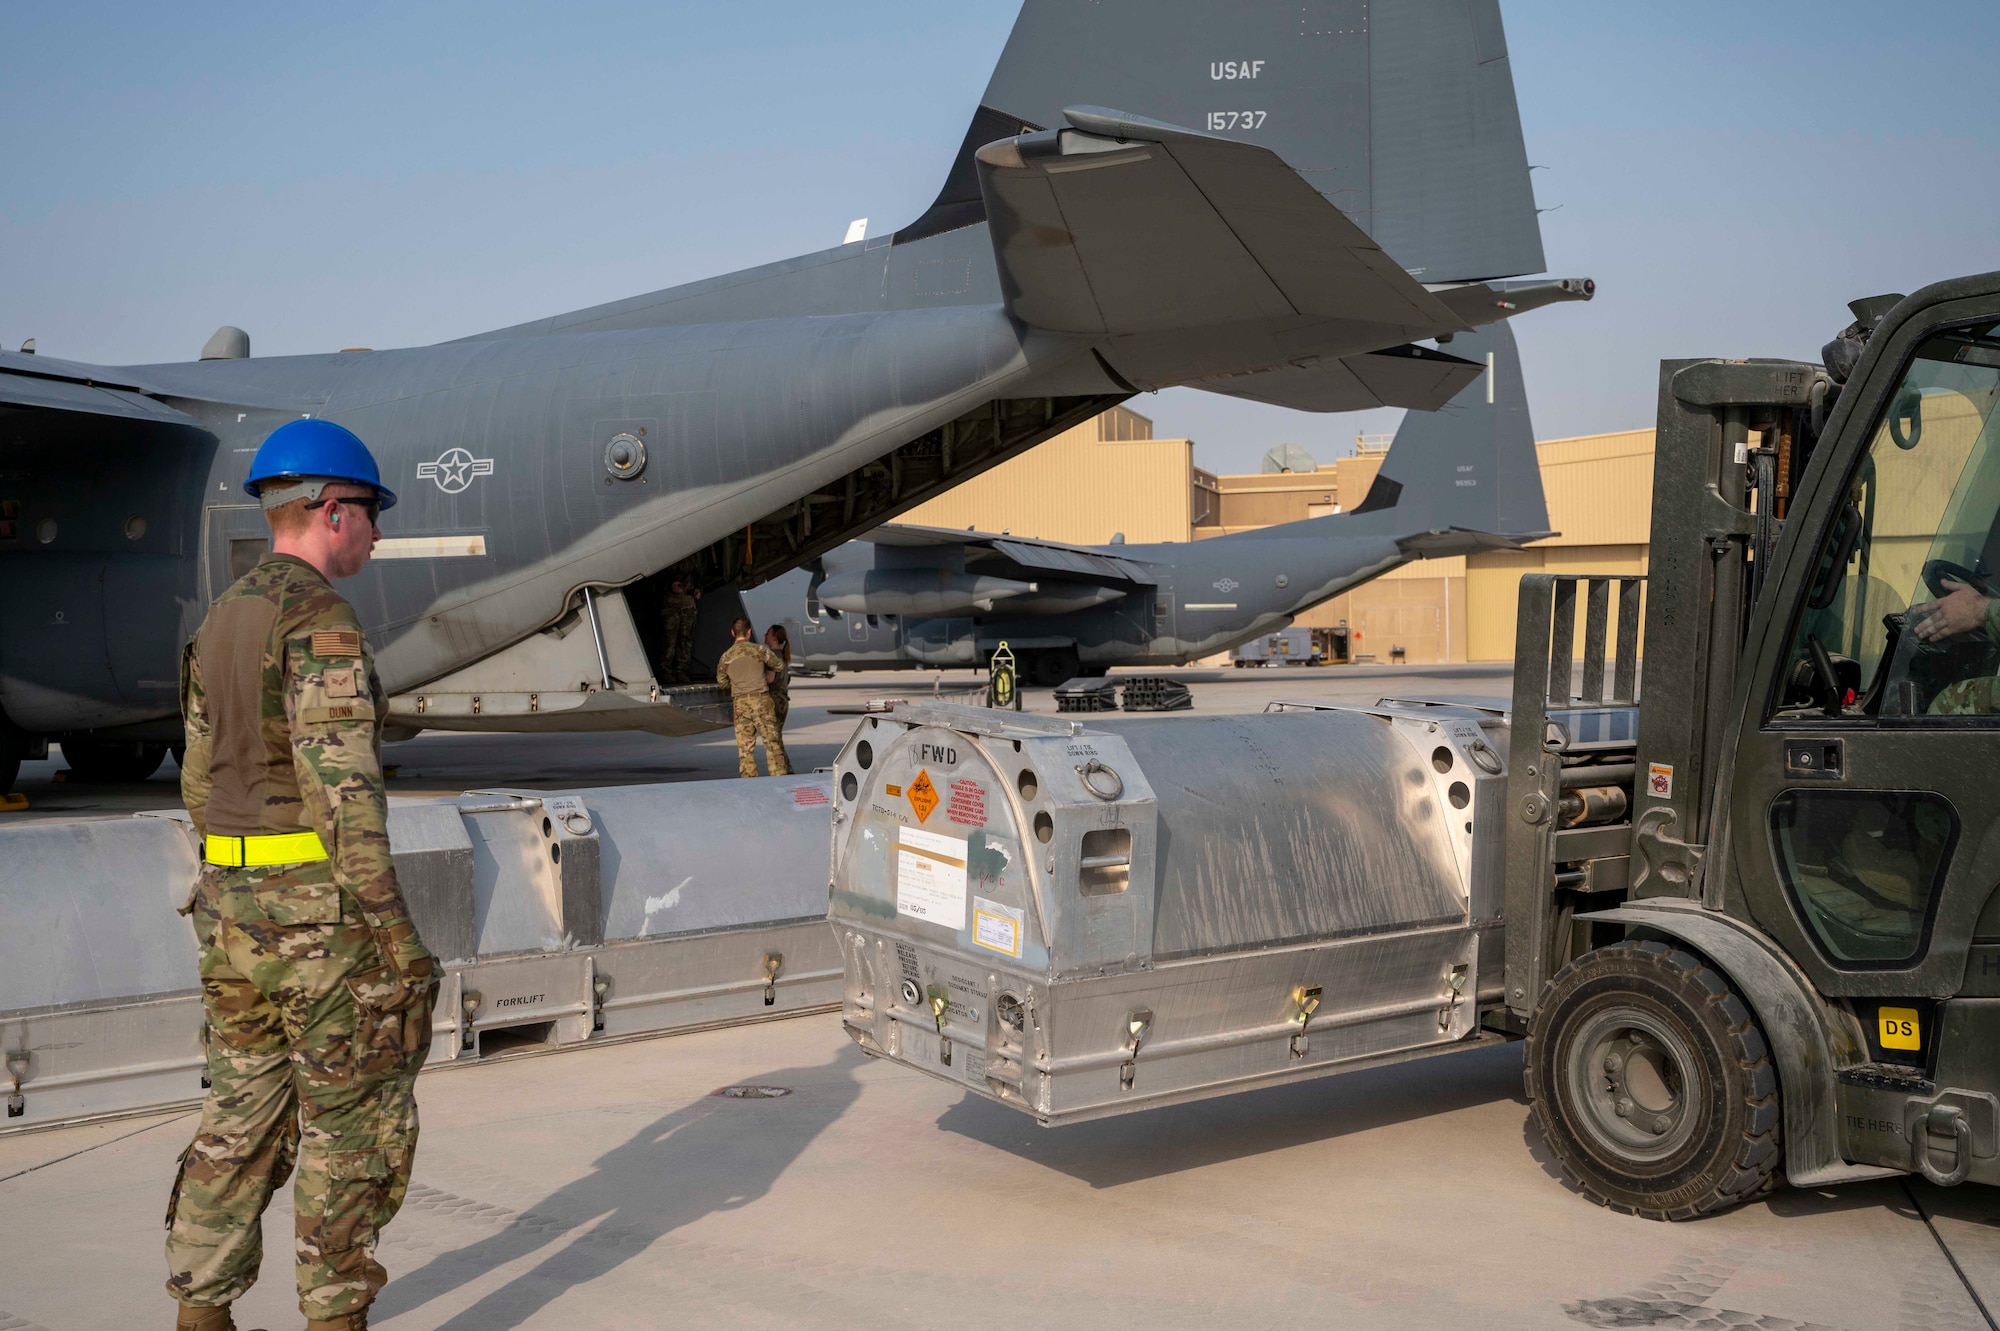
top-left (1879, 1006), bottom-right (1920, 1051)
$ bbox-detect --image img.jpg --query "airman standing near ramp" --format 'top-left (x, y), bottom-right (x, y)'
top-left (658, 577), bottom-right (700, 684)
top-left (718, 616), bottom-right (790, 778)
top-left (165, 419), bottom-right (438, 1331)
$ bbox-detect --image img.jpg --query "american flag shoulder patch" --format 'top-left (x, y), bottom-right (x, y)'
top-left (310, 629), bottom-right (364, 659)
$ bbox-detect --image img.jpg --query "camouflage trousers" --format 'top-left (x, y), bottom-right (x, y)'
top-left (1929, 674), bottom-right (2000, 714)
top-left (660, 611), bottom-right (697, 684)
top-left (733, 693), bottom-right (791, 777)
top-left (165, 866), bottom-right (432, 1318)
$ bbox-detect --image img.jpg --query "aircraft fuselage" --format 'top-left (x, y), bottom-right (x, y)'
top-left (0, 305), bottom-right (1084, 735)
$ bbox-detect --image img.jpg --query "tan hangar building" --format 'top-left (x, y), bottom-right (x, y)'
top-left (894, 406), bottom-right (1654, 664)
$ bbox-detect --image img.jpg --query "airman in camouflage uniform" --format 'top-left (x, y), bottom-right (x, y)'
top-left (166, 422), bottom-right (435, 1331)
top-left (1915, 580), bottom-right (2000, 715)
top-left (658, 578), bottom-right (700, 684)
top-left (763, 623), bottom-right (792, 729)
top-left (718, 616), bottom-right (791, 777)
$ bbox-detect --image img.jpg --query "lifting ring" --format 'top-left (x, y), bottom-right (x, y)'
top-left (1077, 759), bottom-right (1123, 801)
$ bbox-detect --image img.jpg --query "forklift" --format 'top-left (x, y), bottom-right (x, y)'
top-left (825, 271), bottom-right (2000, 1220)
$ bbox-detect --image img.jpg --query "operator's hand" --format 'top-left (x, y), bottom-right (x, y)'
top-left (1910, 577), bottom-right (1992, 641)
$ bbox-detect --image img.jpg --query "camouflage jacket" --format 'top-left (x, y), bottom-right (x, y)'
top-left (659, 591), bottom-right (698, 625)
top-left (181, 553), bottom-right (421, 948)
top-left (716, 640), bottom-right (782, 697)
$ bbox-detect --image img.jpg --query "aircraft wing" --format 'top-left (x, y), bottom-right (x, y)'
top-left (0, 352), bottom-right (199, 425)
top-left (975, 105), bottom-right (1466, 341)
top-left (1193, 342), bottom-right (1484, 413)
top-left (859, 524), bottom-right (1156, 586)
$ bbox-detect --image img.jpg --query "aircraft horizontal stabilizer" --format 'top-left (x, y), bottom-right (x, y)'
top-left (1396, 526), bottom-right (1556, 558)
top-left (1195, 342), bottom-right (1484, 414)
top-left (975, 106), bottom-right (1464, 349)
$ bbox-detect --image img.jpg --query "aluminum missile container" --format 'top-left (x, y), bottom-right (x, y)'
top-left (827, 700), bottom-right (1513, 1124)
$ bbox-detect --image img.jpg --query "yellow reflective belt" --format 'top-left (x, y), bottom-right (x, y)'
top-left (204, 830), bottom-right (329, 868)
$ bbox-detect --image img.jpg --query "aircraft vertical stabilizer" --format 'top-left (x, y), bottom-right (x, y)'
top-left (1346, 318), bottom-right (1550, 542)
top-left (977, 0), bottom-right (1544, 283)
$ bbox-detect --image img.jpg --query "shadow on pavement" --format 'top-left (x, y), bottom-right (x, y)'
top-left (373, 1042), bottom-right (868, 1330)
top-left (937, 1038), bottom-right (1527, 1188)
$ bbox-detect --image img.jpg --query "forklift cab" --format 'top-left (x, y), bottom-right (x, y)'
top-left (1732, 290), bottom-right (2000, 1180)
top-left (1526, 273), bottom-right (2000, 1215)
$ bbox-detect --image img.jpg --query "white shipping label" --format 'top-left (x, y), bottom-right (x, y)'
top-left (972, 896), bottom-right (1024, 957)
top-left (896, 825), bottom-right (968, 926)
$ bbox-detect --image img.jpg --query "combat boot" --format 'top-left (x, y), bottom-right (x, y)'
top-left (172, 1303), bottom-right (264, 1331)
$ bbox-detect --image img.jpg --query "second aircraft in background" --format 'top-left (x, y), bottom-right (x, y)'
top-left (744, 320), bottom-right (1552, 686)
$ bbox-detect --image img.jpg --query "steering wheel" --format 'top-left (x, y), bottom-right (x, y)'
top-left (1922, 559), bottom-right (1991, 600)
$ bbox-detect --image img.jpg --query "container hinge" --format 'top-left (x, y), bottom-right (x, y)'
top-left (1120, 1008), bottom-right (1153, 1089)
top-left (1440, 964), bottom-right (1470, 1031)
top-left (461, 989), bottom-right (483, 1052)
top-left (1289, 985), bottom-right (1322, 1059)
top-left (5, 1046), bottom-right (29, 1117)
top-left (762, 951), bottom-right (784, 1007)
top-left (926, 984), bottom-right (952, 1066)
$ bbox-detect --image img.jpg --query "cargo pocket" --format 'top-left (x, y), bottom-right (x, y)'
top-left (339, 967), bottom-right (409, 1086)
top-left (251, 868), bottom-right (343, 926)
top-left (164, 1141), bottom-right (195, 1231)
top-left (315, 1149), bottom-right (390, 1257)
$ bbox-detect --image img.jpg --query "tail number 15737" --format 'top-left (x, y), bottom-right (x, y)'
top-left (1207, 111), bottom-right (1268, 131)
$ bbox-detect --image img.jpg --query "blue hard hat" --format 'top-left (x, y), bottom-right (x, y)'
top-left (243, 418), bottom-right (397, 510)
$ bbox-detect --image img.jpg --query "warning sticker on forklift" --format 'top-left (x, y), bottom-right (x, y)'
top-left (1879, 1006), bottom-right (1920, 1051)
top-left (896, 825), bottom-right (967, 926)
top-left (1647, 762), bottom-right (1673, 798)
top-left (972, 896), bottom-right (1023, 957)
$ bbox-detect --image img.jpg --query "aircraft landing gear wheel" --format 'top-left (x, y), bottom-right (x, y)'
top-left (60, 738), bottom-right (169, 784)
top-left (1525, 940), bottom-right (1782, 1220)
top-left (1031, 648), bottom-right (1080, 687)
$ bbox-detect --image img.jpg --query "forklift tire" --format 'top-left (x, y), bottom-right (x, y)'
top-left (1525, 940), bottom-right (1782, 1220)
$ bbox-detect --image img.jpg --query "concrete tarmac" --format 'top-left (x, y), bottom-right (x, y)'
top-left (2, 1012), bottom-right (1994, 1330)
top-left (3, 662), bottom-right (1994, 1327)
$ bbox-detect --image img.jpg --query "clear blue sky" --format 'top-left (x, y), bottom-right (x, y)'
top-left (4, 3), bottom-right (1997, 476)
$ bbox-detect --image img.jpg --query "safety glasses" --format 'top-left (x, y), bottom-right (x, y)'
top-left (306, 495), bottom-right (382, 525)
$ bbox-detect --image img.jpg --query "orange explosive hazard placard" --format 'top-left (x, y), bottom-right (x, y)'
top-left (907, 769), bottom-right (939, 823)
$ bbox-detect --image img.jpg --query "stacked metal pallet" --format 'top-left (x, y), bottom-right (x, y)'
top-left (1053, 678), bottom-right (1120, 712)
top-left (1121, 676), bottom-right (1194, 711)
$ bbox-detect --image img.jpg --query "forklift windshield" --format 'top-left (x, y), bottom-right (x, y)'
top-left (1782, 320), bottom-right (2000, 718)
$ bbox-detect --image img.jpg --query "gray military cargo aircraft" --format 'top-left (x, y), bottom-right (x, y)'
top-left (0, 0), bottom-right (1589, 791)
top-left (743, 320), bottom-right (1552, 684)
